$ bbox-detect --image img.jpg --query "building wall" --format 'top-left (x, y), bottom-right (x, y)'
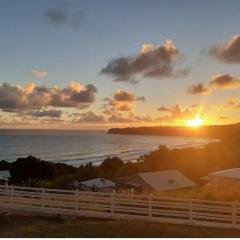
top-left (0, 179), bottom-right (9, 185)
top-left (127, 175), bottom-right (153, 193)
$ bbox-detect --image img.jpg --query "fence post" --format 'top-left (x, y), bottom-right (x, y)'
top-left (232, 201), bottom-right (237, 227)
top-left (42, 188), bottom-right (45, 209)
top-left (189, 199), bottom-right (193, 223)
top-left (10, 185), bottom-right (13, 206)
top-left (148, 194), bottom-right (152, 218)
top-left (7, 185), bottom-right (10, 203)
top-left (75, 189), bottom-right (79, 215)
top-left (7, 185), bottom-right (13, 207)
top-left (110, 193), bottom-right (115, 216)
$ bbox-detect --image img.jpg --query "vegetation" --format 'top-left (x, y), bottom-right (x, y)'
top-left (156, 182), bottom-right (240, 202)
top-left (140, 140), bottom-right (240, 181)
top-left (99, 156), bottom-right (124, 179)
top-left (0, 156), bottom-right (124, 189)
top-left (1, 124), bottom-right (240, 200)
top-left (1, 136), bottom-right (240, 191)
top-left (108, 122), bottom-right (240, 140)
top-left (0, 215), bottom-right (240, 237)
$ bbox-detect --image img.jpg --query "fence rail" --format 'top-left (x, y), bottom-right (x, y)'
top-left (0, 185), bottom-right (239, 229)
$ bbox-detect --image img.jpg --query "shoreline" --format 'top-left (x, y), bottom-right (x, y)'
top-left (2, 136), bottom-right (218, 167)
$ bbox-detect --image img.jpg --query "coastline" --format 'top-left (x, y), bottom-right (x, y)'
top-left (107, 123), bottom-right (240, 139)
top-left (0, 131), bottom-right (216, 166)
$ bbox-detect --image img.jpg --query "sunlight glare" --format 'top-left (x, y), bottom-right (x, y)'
top-left (186, 116), bottom-right (204, 127)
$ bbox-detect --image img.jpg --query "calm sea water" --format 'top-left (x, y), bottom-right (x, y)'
top-left (0, 130), bottom-right (217, 166)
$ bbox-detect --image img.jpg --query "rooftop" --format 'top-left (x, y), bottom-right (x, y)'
top-left (137, 170), bottom-right (197, 192)
top-left (80, 178), bottom-right (116, 188)
top-left (207, 168), bottom-right (240, 180)
top-left (120, 170), bottom-right (197, 192)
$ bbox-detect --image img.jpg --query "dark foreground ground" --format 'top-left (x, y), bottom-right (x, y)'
top-left (1, 215), bottom-right (240, 237)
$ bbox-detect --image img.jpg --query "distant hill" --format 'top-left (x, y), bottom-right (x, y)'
top-left (108, 123), bottom-right (240, 140)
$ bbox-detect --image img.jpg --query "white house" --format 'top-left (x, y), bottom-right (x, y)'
top-left (201, 168), bottom-right (240, 199)
top-left (118, 170), bottom-right (197, 194)
top-left (80, 178), bottom-right (116, 193)
top-left (203, 168), bottom-right (240, 183)
top-left (0, 170), bottom-right (11, 185)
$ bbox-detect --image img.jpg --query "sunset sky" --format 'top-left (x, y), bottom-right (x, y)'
top-left (0, 0), bottom-right (240, 129)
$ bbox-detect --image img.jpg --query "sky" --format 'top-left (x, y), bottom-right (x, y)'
top-left (0, 0), bottom-right (240, 129)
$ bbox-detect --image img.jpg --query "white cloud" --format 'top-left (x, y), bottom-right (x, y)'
top-left (29, 69), bottom-right (48, 79)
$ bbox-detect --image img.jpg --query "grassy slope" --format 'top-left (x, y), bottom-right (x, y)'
top-left (0, 215), bottom-right (240, 237)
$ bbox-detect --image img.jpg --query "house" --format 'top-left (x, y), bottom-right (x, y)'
top-left (118, 170), bottom-right (197, 194)
top-left (203, 168), bottom-right (240, 182)
top-left (201, 169), bottom-right (240, 200)
top-left (0, 170), bottom-right (11, 185)
top-left (80, 178), bottom-right (116, 193)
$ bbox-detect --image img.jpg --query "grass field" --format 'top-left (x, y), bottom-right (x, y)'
top-left (1, 214), bottom-right (240, 237)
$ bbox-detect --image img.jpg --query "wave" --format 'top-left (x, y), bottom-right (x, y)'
top-left (53, 148), bottom-right (157, 166)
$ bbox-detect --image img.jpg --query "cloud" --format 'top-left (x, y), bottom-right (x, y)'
top-left (108, 112), bottom-right (152, 123)
top-left (165, 104), bottom-right (195, 119)
top-left (187, 83), bottom-right (211, 95)
top-left (26, 109), bottom-right (62, 118)
top-left (103, 90), bottom-right (145, 112)
top-left (210, 74), bottom-right (240, 89)
top-left (157, 104), bottom-right (199, 122)
top-left (226, 97), bottom-right (240, 109)
top-left (69, 110), bottom-right (153, 124)
top-left (187, 74), bottom-right (240, 95)
top-left (157, 105), bottom-right (171, 111)
top-left (114, 90), bottom-right (145, 102)
top-left (100, 40), bottom-right (189, 84)
top-left (29, 69), bottom-right (48, 79)
top-left (128, 113), bottom-right (153, 122)
top-left (219, 116), bottom-right (229, 120)
top-left (214, 98), bottom-right (240, 111)
top-left (44, 1), bottom-right (84, 29)
top-left (74, 111), bottom-right (106, 123)
top-left (209, 34), bottom-right (240, 63)
top-left (108, 114), bottom-right (134, 123)
top-left (0, 82), bottom-right (97, 112)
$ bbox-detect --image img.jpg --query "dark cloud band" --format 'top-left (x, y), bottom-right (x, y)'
top-left (0, 82), bottom-right (97, 112)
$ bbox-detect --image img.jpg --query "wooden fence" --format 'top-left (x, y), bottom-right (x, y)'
top-left (0, 185), bottom-right (240, 229)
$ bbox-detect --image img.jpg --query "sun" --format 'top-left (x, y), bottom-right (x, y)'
top-left (186, 115), bottom-right (204, 127)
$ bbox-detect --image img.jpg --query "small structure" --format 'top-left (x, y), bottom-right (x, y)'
top-left (203, 168), bottom-right (240, 182)
top-left (118, 170), bottom-right (197, 194)
top-left (80, 178), bottom-right (116, 193)
top-left (202, 168), bottom-right (240, 200)
top-left (202, 168), bottom-right (240, 187)
top-left (0, 170), bottom-right (11, 185)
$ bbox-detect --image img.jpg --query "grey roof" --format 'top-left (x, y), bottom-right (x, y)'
top-left (206, 168), bottom-right (240, 180)
top-left (137, 170), bottom-right (197, 192)
top-left (0, 170), bottom-right (11, 181)
top-left (80, 178), bottom-right (116, 188)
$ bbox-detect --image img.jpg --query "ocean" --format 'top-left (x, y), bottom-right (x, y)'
top-left (0, 130), bottom-right (217, 166)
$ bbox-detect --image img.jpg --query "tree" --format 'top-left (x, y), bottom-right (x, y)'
top-left (100, 157), bottom-right (124, 179)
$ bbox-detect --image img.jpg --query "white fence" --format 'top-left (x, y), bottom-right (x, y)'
top-left (0, 185), bottom-right (240, 229)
